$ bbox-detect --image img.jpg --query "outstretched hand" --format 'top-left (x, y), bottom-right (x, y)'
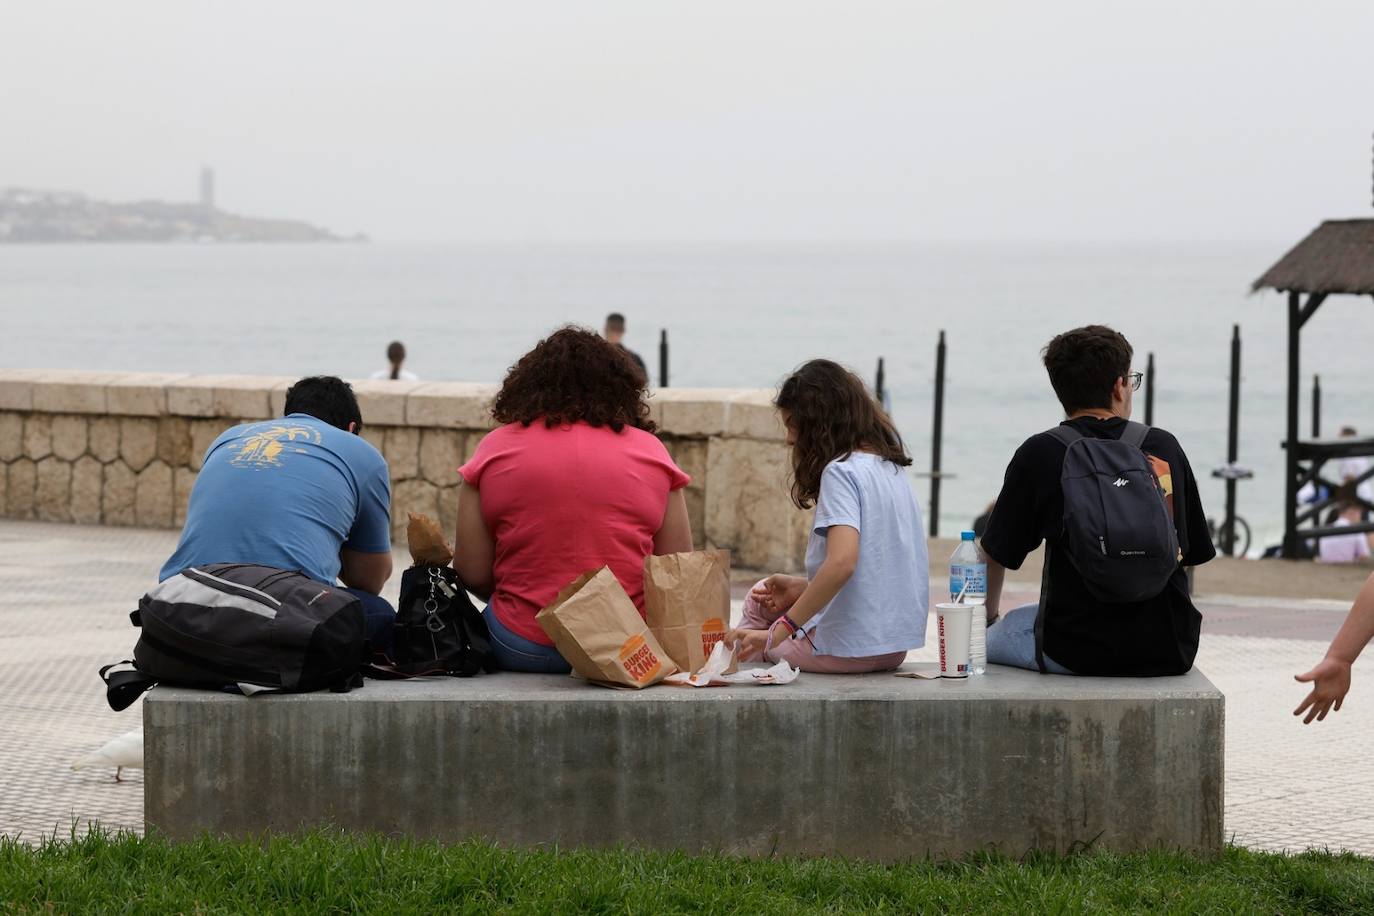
top-left (749, 575), bottom-right (807, 615)
top-left (1294, 657), bottom-right (1352, 724)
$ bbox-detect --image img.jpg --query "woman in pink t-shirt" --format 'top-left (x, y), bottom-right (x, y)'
top-left (452, 327), bottom-right (693, 672)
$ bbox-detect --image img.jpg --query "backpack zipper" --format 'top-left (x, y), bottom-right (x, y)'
top-left (183, 567), bottom-right (283, 607)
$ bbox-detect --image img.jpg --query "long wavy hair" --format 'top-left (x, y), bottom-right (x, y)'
top-left (491, 326), bottom-right (655, 433)
top-left (775, 359), bottom-right (911, 509)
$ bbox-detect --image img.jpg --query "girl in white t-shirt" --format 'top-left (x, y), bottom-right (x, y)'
top-left (726, 359), bottom-right (928, 673)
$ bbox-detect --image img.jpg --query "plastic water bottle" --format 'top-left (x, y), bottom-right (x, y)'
top-left (950, 531), bottom-right (987, 675)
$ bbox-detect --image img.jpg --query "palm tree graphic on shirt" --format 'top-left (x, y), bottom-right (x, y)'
top-left (230, 425), bottom-right (320, 468)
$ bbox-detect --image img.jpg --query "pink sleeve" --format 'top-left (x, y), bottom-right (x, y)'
top-left (646, 433), bottom-right (691, 491)
top-left (458, 430), bottom-right (499, 486)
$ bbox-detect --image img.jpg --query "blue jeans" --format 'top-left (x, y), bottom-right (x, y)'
top-left (342, 588), bottom-right (397, 654)
top-left (484, 606), bottom-right (571, 674)
top-left (985, 604), bottom-right (1074, 674)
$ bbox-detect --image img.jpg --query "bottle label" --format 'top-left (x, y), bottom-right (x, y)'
top-left (950, 563), bottom-right (987, 599)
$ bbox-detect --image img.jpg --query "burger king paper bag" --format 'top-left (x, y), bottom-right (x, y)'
top-left (643, 549), bottom-right (731, 673)
top-left (536, 566), bottom-right (677, 688)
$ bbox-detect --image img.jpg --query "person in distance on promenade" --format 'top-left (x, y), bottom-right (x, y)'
top-left (1294, 573), bottom-right (1374, 723)
top-left (451, 326), bottom-right (692, 672)
top-left (603, 312), bottom-right (648, 386)
top-left (727, 359), bottom-right (928, 673)
top-left (370, 340), bottom-right (419, 381)
top-left (160, 376), bottom-right (397, 649)
top-left (979, 325), bottom-right (1215, 675)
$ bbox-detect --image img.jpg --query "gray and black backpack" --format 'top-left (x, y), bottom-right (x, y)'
top-left (101, 563), bottom-right (367, 710)
top-left (1045, 422), bottom-right (1179, 603)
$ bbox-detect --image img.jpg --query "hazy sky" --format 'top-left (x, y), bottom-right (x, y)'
top-left (2, 1), bottom-right (1369, 242)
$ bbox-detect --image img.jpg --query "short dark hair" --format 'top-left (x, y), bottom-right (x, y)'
top-left (492, 326), bottom-right (653, 433)
top-left (1042, 326), bottom-right (1133, 414)
top-left (284, 376), bottom-right (363, 432)
top-left (605, 313), bottom-right (626, 331)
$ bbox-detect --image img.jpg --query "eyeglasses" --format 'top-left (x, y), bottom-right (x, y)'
top-left (1125, 371), bottom-right (1143, 392)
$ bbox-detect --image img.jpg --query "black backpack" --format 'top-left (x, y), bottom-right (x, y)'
top-left (1045, 421), bottom-right (1179, 603)
top-left (367, 565), bottom-right (498, 678)
top-left (101, 563), bottom-right (366, 710)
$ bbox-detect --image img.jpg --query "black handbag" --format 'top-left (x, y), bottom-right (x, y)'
top-left (369, 565), bottom-right (498, 677)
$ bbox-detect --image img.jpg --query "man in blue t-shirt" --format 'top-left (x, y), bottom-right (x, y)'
top-left (160, 376), bottom-right (396, 648)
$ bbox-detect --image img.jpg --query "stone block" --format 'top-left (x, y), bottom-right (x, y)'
top-left (156, 417), bottom-right (193, 467)
top-left (405, 383), bottom-right (498, 430)
top-left (0, 368), bottom-right (44, 411)
top-left (144, 669), bottom-right (1226, 859)
top-left (135, 461), bottom-right (174, 528)
top-left (651, 388), bottom-right (739, 438)
top-left (105, 372), bottom-right (189, 416)
top-left (724, 390), bottom-right (786, 441)
top-left (267, 379), bottom-right (295, 418)
top-left (34, 457), bottom-right (72, 522)
top-left (51, 415), bottom-right (88, 461)
top-left (0, 413), bottom-right (22, 462)
top-left (0, 464), bottom-right (6, 517)
top-left (189, 419), bottom-right (231, 471)
top-left (704, 437), bottom-right (806, 571)
top-left (360, 426), bottom-right (386, 456)
top-left (22, 414), bottom-right (52, 460)
top-left (174, 468), bottom-right (197, 527)
top-left (7, 457), bottom-right (36, 519)
top-left (88, 417), bottom-right (120, 463)
top-left (120, 417), bottom-right (159, 472)
top-left (71, 456), bottom-right (103, 524)
top-left (437, 485), bottom-right (460, 541)
top-left (165, 376), bottom-right (223, 417)
top-left (463, 431), bottom-right (487, 464)
top-left (384, 427), bottom-right (421, 480)
top-left (214, 376), bottom-right (293, 420)
top-left (419, 429), bottom-right (464, 486)
top-left (30, 370), bottom-right (120, 414)
top-left (391, 478), bottom-right (440, 540)
top-left (348, 379), bottom-right (426, 427)
top-left (102, 461), bottom-right (137, 527)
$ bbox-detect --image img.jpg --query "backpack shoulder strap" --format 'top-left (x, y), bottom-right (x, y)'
top-left (1120, 420), bottom-right (1150, 449)
top-left (1045, 425), bottom-right (1083, 448)
top-left (100, 661), bottom-right (157, 712)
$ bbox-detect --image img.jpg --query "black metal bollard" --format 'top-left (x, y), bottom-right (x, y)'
top-left (658, 330), bottom-right (669, 388)
top-left (930, 331), bottom-right (946, 538)
top-left (1144, 352), bottom-right (1155, 426)
top-left (875, 357), bottom-right (886, 404)
top-left (1312, 374), bottom-right (1321, 439)
top-left (1222, 325), bottom-right (1241, 556)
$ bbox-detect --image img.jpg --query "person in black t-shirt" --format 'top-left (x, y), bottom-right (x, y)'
top-left (980, 325), bottom-right (1215, 676)
top-left (604, 312), bottom-right (649, 386)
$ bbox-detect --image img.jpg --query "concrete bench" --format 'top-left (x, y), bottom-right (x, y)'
top-left (143, 666), bottom-right (1224, 860)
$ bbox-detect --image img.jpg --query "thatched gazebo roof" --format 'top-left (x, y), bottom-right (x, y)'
top-left (1253, 218), bottom-right (1374, 294)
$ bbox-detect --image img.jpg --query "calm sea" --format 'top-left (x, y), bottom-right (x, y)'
top-left (0, 241), bottom-right (1363, 552)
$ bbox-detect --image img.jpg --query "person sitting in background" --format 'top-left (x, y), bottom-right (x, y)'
top-left (979, 325), bottom-right (1215, 676)
top-left (1295, 571), bottom-right (1374, 723)
top-left (370, 340), bottom-right (419, 381)
top-left (603, 312), bottom-right (648, 385)
top-left (727, 359), bottom-right (928, 673)
top-left (160, 376), bottom-right (397, 649)
top-left (1317, 488), bottom-right (1371, 564)
top-left (1337, 426), bottom-right (1374, 520)
top-left (450, 326), bottom-right (692, 673)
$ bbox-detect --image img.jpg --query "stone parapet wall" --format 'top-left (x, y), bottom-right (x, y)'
top-left (0, 370), bottom-right (808, 570)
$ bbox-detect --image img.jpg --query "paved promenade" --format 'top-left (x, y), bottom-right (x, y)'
top-left (2, 520), bottom-right (1371, 855)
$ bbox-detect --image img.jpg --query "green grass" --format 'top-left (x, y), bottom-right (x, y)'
top-left (2, 830), bottom-right (1373, 915)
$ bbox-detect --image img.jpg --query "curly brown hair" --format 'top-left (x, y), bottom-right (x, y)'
top-left (491, 326), bottom-right (656, 433)
top-left (775, 359), bottom-right (911, 509)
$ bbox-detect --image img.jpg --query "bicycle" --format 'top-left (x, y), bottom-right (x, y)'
top-left (1208, 462), bottom-right (1253, 557)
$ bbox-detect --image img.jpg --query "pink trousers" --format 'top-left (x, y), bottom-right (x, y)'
top-left (740, 581), bottom-right (906, 674)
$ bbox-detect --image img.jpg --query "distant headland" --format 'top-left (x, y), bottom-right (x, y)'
top-left (0, 168), bottom-right (364, 243)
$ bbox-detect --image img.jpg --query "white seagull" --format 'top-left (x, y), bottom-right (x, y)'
top-left (72, 728), bottom-right (143, 782)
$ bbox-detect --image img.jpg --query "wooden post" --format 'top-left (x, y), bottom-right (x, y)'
top-left (1282, 292), bottom-right (1301, 558)
top-left (1222, 325), bottom-right (1241, 556)
top-left (929, 331), bottom-right (946, 538)
top-left (1144, 352), bottom-right (1155, 426)
top-left (1312, 374), bottom-right (1322, 440)
top-left (658, 330), bottom-right (669, 388)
